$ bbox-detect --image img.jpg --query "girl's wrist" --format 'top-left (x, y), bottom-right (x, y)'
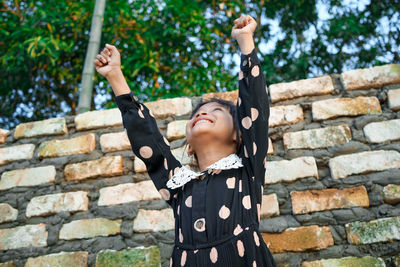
top-left (236, 34), bottom-right (255, 55)
top-left (105, 67), bottom-right (123, 81)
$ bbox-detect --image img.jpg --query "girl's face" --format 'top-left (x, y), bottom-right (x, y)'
top-left (186, 102), bottom-right (236, 154)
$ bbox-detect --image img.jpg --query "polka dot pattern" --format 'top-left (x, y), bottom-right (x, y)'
top-left (179, 228), bottom-right (183, 243)
top-left (237, 240), bottom-right (245, 257)
top-left (139, 146), bottom-right (153, 159)
top-left (239, 180), bottom-right (242, 192)
top-left (226, 177), bottom-right (235, 189)
top-left (164, 158), bottom-right (168, 170)
top-left (194, 218), bottom-right (206, 232)
top-left (251, 65), bottom-right (260, 77)
top-left (238, 97), bottom-right (242, 106)
top-left (239, 71), bottom-right (244, 80)
top-left (159, 189), bottom-right (170, 201)
top-left (253, 142), bottom-right (257, 155)
top-left (233, 224), bottom-right (243, 236)
top-left (242, 195), bottom-right (251, 210)
top-left (253, 261), bottom-right (257, 267)
top-left (163, 136), bottom-right (170, 146)
top-left (251, 108), bottom-right (259, 121)
top-left (138, 109), bottom-right (144, 119)
top-left (254, 231), bottom-right (260, 246)
top-left (218, 205), bottom-right (230, 219)
top-left (241, 116), bottom-right (252, 129)
top-left (244, 146), bottom-right (249, 158)
top-left (210, 247), bottom-right (218, 263)
top-left (185, 196), bottom-right (192, 208)
top-left (257, 203), bottom-right (261, 222)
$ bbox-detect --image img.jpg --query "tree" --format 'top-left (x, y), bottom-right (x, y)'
top-left (1, 0), bottom-right (399, 129)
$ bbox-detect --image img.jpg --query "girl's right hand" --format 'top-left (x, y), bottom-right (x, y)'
top-left (94, 44), bottom-right (121, 79)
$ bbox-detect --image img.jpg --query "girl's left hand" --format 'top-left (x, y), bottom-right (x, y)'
top-left (231, 15), bottom-right (257, 40)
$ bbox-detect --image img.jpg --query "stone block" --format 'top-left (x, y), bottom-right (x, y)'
top-left (383, 184), bottom-right (400, 204)
top-left (302, 256), bottom-right (385, 267)
top-left (133, 209), bottom-right (174, 233)
top-left (283, 125), bottom-right (352, 150)
top-left (26, 191), bottom-right (89, 217)
top-left (134, 157), bottom-right (147, 173)
top-left (388, 89), bottom-right (400, 111)
top-left (100, 131), bottom-right (131, 153)
top-left (0, 166), bottom-right (56, 191)
top-left (265, 157), bottom-right (318, 184)
top-left (0, 129), bottom-right (9, 144)
top-left (38, 133), bottom-right (96, 158)
top-left (291, 185), bottom-right (369, 214)
top-left (260, 194), bottom-right (279, 218)
top-left (341, 64), bottom-right (400, 90)
top-left (269, 76), bottom-right (334, 103)
top-left (0, 203), bottom-right (18, 224)
top-left (0, 261), bottom-right (14, 267)
top-left (95, 246), bottom-right (160, 267)
top-left (267, 138), bottom-right (274, 155)
top-left (145, 97), bottom-right (192, 118)
top-left (64, 156), bottom-right (123, 181)
top-left (312, 96), bottom-right (381, 121)
top-left (166, 120), bottom-right (188, 141)
top-left (0, 144), bottom-right (35, 166)
top-left (74, 108), bottom-right (122, 130)
top-left (261, 225), bottom-right (333, 253)
top-left (59, 218), bottom-right (121, 240)
top-left (329, 150), bottom-right (400, 179)
top-left (25, 251), bottom-right (88, 267)
top-left (14, 117), bottom-right (67, 139)
top-left (363, 119), bottom-right (400, 143)
top-left (202, 90), bottom-right (238, 104)
top-left (98, 181), bottom-right (161, 206)
top-left (346, 216), bottom-right (400, 244)
top-left (269, 105), bottom-right (304, 127)
top-left (0, 224), bottom-right (47, 250)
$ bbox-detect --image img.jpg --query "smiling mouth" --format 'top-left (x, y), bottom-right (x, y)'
top-left (192, 118), bottom-right (214, 128)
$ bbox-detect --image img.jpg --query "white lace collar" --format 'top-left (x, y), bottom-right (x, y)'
top-left (166, 154), bottom-right (243, 189)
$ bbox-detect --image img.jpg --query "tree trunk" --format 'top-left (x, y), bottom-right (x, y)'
top-left (77, 0), bottom-right (106, 114)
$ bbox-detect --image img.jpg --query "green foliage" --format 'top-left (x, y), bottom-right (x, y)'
top-left (1, 0), bottom-right (399, 129)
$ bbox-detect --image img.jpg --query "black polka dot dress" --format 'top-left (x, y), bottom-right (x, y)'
top-left (115, 49), bottom-right (276, 267)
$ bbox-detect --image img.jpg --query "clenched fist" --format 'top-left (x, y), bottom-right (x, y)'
top-left (231, 15), bottom-right (257, 40)
top-left (94, 44), bottom-right (121, 79)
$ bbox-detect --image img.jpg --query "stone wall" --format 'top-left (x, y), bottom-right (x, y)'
top-left (1, 63), bottom-right (400, 267)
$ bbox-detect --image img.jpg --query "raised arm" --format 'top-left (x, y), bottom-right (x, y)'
top-left (94, 45), bottom-right (182, 207)
top-left (232, 16), bottom-right (270, 184)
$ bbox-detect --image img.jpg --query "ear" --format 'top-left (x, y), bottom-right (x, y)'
top-left (188, 144), bottom-right (195, 156)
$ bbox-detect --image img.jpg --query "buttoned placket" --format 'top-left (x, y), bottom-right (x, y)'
top-left (191, 173), bottom-right (208, 245)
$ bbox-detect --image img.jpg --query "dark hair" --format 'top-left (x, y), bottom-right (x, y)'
top-left (189, 98), bottom-right (241, 154)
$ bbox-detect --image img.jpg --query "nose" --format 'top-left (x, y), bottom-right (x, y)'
top-left (195, 112), bottom-right (208, 118)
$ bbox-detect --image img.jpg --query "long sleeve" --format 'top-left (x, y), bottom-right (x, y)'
top-left (115, 92), bottom-right (182, 208)
top-left (236, 49), bottom-right (270, 185)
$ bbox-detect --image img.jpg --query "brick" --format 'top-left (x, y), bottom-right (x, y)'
top-left (265, 157), bottom-right (318, 184)
top-left (134, 157), bottom-right (147, 173)
top-left (75, 108), bottom-right (122, 130)
top-left (145, 97), bottom-right (192, 118)
top-left (270, 76), bottom-right (334, 103)
top-left (98, 180), bottom-right (161, 206)
top-left (133, 209), bottom-right (174, 233)
top-left (0, 261), bottom-right (15, 267)
top-left (0, 224), bottom-right (47, 250)
top-left (0, 166), bottom-right (56, 191)
top-left (267, 138), bottom-right (274, 155)
top-left (100, 131), bottom-right (131, 153)
top-left (38, 133), bottom-right (95, 158)
top-left (96, 246), bottom-right (160, 267)
top-left (329, 150), bottom-right (400, 179)
top-left (302, 256), bottom-right (385, 267)
top-left (260, 194), bottom-right (279, 218)
top-left (0, 203), bottom-right (18, 224)
top-left (261, 225), bottom-right (333, 253)
top-left (59, 218), bottom-right (121, 240)
top-left (346, 216), bottom-right (400, 244)
top-left (364, 119), bottom-right (400, 143)
top-left (312, 96), bottom-right (381, 121)
top-left (64, 156), bottom-right (123, 181)
top-left (283, 125), bottom-right (352, 150)
top-left (25, 251), bottom-right (88, 267)
top-left (26, 191), bottom-right (89, 217)
top-left (166, 120), bottom-right (188, 140)
top-left (0, 129), bottom-right (9, 144)
top-left (270, 105), bottom-right (304, 127)
top-left (291, 186), bottom-right (369, 215)
top-left (388, 89), bottom-right (400, 111)
top-left (202, 90), bottom-right (238, 104)
top-left (0, 144), bottom-right (35, 166)
top-left (341, 64), bottom-right (400, 90)
top-left (14, 117), bottom-right (67, 139)
top-left (383, 184), bottom-right (400, 204)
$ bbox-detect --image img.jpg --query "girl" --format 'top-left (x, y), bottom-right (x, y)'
top-left (94, 15), bottom-right (276, 267)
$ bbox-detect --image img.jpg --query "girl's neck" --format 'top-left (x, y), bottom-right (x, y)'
top-left (195, 145), bottom-right (236, 172)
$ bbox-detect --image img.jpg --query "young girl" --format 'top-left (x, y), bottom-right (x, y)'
top-left (94, 15), bottom-right (276, 267)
